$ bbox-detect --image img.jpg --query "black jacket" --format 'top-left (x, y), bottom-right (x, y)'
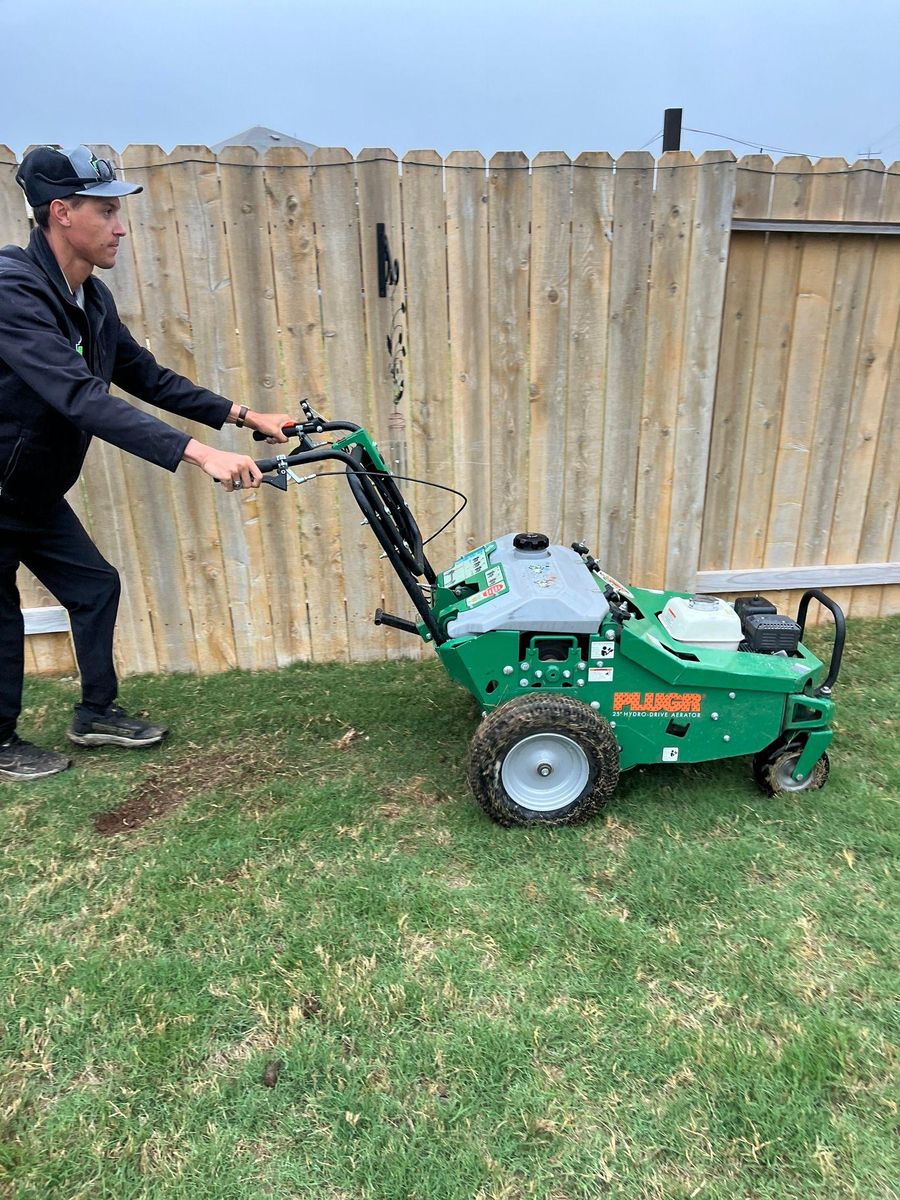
top-left (0, 227), bottom-right (232, 513)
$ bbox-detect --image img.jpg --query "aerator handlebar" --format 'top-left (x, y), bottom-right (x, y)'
top-left (253, 413), bottom-right (446, 645)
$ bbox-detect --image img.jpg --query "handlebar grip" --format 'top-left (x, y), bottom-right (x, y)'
top-left (252, 424), bottom-right (299, 441)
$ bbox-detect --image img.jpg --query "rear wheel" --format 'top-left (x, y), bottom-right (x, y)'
top-left (466, 694), bottom-right (619, 827)
top-left (752, 741), bottom-right (830, 796)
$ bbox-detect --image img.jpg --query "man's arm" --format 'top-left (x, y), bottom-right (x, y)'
top-left (0, 274), bottom-right (276, 488)
top-left (112, 318), bottom-right (294, 444)
top-left (0, 273), bottom-right (193, 470)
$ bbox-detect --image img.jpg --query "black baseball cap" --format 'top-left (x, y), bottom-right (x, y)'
top-left (16, 145), bottom-right (142, 207)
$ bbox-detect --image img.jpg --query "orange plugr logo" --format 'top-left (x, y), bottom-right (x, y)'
top-left (613, 692), bottom-right (703, 713)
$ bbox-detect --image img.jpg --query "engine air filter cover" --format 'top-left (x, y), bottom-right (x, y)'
top-left (743, 613), bottom-right (801, 655)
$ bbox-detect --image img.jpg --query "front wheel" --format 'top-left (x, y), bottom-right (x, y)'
top-left (752, 743), bottom-right (830, 796)
top-left (466, 694), bottom-right (619, 827)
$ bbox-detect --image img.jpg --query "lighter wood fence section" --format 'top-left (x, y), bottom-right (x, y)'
top-left (0, 145), bottom-right (896, 678)
top-left (701, 155), bottom-right (900, 622)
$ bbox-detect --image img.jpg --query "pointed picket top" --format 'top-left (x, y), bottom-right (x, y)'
top-left (573, 151), bottom-right (614, 170)
top-left (311, 147), bottom-right (354, 167)
top-left (737, 153), bottom-right (774, 170)
top-left (261, 145), bottom-right (310, 169)
top-left (445, 150), bottom-right (486, 171)
top-left (771, 155), bottom-right (814, 220)
top-left (358, 148), bottom-right (398, 163)
top-left (403, 150), bottom-right (442, 166)
top-left (734, 155), bottom-right (774, 219)
top-left (489, 151), bottom-right (528, 174)
top-left (775, 155), bottom-right (814, 171)
top-left (657, 149), bottom-right (695, 170)
top-left (0, 145), bottom-right (18, 163)
top-left (813, 156), bottom-right (850, 172)
top-left (880, 163), bottom-right (900, 221)
top-left (215, 144), bottom-right (261, 169)
top-left (533, 151), bottom-right (571, 169)
top-left (168, 145), bottom-right (217, 164)
top-left (121, 143), bottom-right (167, 161)
top-left (613, 150), bottom-right (655, 170)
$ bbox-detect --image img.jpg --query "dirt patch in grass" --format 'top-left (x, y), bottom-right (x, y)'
top-left (376, 775), bottom-right (448, 814)
top-left (92, 747), bottom-right (269, 835)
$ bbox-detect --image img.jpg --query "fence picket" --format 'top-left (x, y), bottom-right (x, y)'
top-left (310, 149), bottom-right (380, 659)
top-left (564, 153), bottom-right (614, 553)
top-left (528, 153), bottom-right (572, 542)
top-left (116, 145), bottom-right (200, 672)
top-left (665, 152), bottom-right (737, 590)
top-left (829, 163), bottom-right (898, 617)
top-left (401, 151), bottom-right (455, 580)
top-left (446, 152), bottom-right (491, 556)
top-left (262, 146), bottom-right (339, 660)
top-left (634, 151), bottom-right (697, 586)
top-left (356, 148), bottom-right (411, 658)
top-left (730, 158), bottom-right (813, 576)
top-left (766, 159), bottom-right (849, 571)
top-left (488, 152), bottom-right (531, 541)
top-left (851, 161), bottom-right (900, 618)
top-left (600, 152), bottom-right (654, 580)
top-left (702, 156), bottom-right (773, 579)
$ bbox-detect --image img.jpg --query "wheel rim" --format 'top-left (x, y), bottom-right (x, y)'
top-left (771, 753), bottom-right (812, 792)
top-left (501, 733), bottom-right (590, 812)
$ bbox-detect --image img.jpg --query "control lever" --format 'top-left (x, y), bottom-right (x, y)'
top-left (571, 541), bottom-right (601, 574)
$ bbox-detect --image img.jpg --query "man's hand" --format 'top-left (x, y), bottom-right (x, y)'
top-left (251, 411), bottom-right (295, 443)
top-left (228, 405), bottom-right (295, 444)
top-left (183, 439), bottom-right (262, 491)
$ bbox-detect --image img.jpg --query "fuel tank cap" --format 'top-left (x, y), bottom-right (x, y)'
top-left (513, 532), bottom-right (550, 552)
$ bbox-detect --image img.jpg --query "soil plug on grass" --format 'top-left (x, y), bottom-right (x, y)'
top-left (261, 1059), bottom-right (284, 1088)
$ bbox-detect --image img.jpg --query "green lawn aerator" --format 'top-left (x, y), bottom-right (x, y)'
top-left (255, 405), bottom-right (845, 828)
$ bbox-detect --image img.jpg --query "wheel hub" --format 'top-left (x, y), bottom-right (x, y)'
top-left (501, 733), bottom-right (590, 812)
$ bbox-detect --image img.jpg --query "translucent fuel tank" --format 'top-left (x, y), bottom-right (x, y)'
top-left (445, 533), bottom-right (610, 637)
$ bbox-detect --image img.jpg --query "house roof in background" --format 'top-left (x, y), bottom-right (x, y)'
top-left (211, 124), bottom-right (317, 155)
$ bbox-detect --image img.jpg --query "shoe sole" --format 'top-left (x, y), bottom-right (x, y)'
top-left (0, 761), bottom-right (72, 781)
top-left (67, 732), bottom-right (168, 748)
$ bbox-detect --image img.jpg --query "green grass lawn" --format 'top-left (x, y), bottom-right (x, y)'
top-left (1, 617), bottom-right (898, 1200)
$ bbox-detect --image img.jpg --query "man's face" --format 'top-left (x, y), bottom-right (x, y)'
top-left (58, 195), bottom-right (127, 270)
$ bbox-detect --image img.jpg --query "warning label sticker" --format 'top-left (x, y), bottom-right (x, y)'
top-left (662, 747), bottom-right (680, 762)
top-left (466, 566), bottom-right (507, 608)
top-left (590, 641), bottom-right (616, 660)
top-left (444, 549), bottom-right (491, 587)
top-left (589, 667), bottom-right (614, 683)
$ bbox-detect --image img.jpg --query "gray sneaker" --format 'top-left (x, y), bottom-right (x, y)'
top-left (0, 735), bottom-right (71, 781)
top-left (68, 705), bottom-right (169, 748)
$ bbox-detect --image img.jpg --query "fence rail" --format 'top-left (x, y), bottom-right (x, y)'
top-left (1, 145), bottom-right (897, 677)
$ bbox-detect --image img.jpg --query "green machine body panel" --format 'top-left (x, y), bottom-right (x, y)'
top-left (431, 542), bottom-right (834, 774)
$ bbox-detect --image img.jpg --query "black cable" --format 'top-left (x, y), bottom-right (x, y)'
top-left (638, 130), bottom-right (663, 151)
top-left (270, 463), bottom-right (468, 551)
top-left (2, 155), bottom-right (898, 176)
top-left (682, 126), bottom-right (815, 157)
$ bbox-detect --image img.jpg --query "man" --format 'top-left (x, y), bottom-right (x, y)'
top-left (0, 145), bottom-right (294, 781)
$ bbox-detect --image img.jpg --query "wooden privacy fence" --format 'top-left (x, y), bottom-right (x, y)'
top-left (0, 145), bottom-right (898, 678)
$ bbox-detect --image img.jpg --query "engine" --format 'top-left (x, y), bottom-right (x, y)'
top-left (734, 595), bottom-right (802, 655)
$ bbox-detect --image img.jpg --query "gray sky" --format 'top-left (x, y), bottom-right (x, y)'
top-left (2, 0), bottom-right (898, 164)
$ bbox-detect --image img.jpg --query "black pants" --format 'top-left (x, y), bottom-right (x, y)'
top-left (0, 500), bottom-right (120, 742)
